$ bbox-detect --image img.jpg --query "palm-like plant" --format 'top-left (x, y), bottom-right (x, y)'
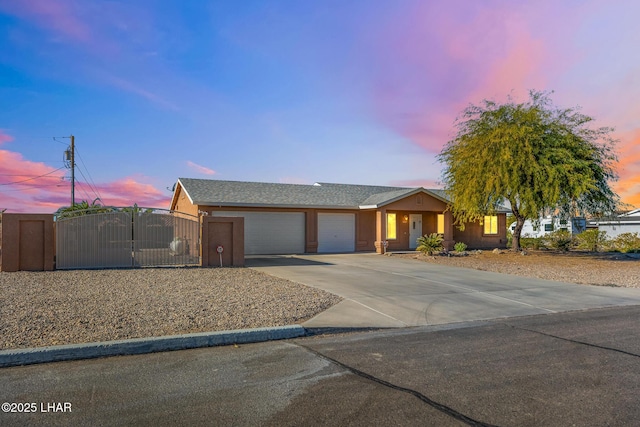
top-left (416, 233), bottom-right (444, 255)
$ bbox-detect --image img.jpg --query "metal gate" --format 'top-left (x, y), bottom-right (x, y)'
top-left (55, 208), bottom-right (200, 269)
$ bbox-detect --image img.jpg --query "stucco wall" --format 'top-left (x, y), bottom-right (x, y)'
top-left (453, 214), bottom-right (508, 249)
top-left (357, 211), bottom-right (376, 251)
top-left (172, 184), bottom-right (199, 217)
top-left (201, 216), bottom-right (244, 267)
top-left (381, 210), bottom-right (445, 251)
top-left (200, 206), bottom-right (377, 253)
top-left (0, 214), bottom-right (54, 272)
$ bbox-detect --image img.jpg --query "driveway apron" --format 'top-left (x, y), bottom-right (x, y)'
top-left (247, 254), bottom-right (640, 328)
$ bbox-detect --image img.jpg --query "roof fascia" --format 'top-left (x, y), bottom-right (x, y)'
top-left (195, 202), bottom-right (360, 210)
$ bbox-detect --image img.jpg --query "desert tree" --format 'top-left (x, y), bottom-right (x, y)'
top-left (438, 90), bottom-right (619, 250)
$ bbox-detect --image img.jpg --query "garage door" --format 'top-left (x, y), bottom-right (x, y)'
top-left (212, 211), bottom-right (305, 255)
top-left (318, 213), bottom-right (355, 253)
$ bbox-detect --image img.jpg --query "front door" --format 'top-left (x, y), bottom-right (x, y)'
top-left (409, 214), bottom-right (422, 249)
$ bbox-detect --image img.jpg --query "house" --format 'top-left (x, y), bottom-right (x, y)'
top-left (508, 216), bottom-right (586, 238)
top-left (170, 178), bottom-right (508, 255)
top-left (588, 209), bottom-right (640, 238)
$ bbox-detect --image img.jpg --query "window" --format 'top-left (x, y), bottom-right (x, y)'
top-left (544, 223), bottom-right (554, 232)
top-left (483, 215), bottom-right (498, 235)
top-left (437, 214), bottom-right (445, 235)
top-left (387, 213), bottom-right (397, 239)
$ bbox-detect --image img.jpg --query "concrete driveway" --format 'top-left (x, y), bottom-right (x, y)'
top-left (247, 253), bottom-right (640, 328)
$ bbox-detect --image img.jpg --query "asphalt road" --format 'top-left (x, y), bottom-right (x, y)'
top-left (2, 305), bottom-right (639, 426)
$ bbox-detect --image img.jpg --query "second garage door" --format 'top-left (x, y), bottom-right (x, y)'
top-left (212, 211), bottom-right (305, 255)
top-left (317, 213), bottom-right (355, 253)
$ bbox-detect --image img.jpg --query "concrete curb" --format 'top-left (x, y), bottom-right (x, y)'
top-left (0, 325), bottom-right (306, 368)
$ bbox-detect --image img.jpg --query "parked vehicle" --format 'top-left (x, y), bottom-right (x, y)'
top-left (509, 216), bottom-right (586, 238)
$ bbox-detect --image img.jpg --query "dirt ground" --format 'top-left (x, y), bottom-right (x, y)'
top-left (393, 250), bottom-right (640, 288)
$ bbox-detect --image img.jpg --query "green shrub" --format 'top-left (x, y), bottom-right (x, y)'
top-left (543, 230), bottom-right (574, 251)
top-left (611, 232), bottom-right (640, 253)
top-left (520, 237), bottom-right (544, 250)
top-left (417, 233), bottom-right (444, 255)
top-left (506, 229), bottom-right (513, 249)
top-left (454, 242), bottom-right (467, 252)
top-left (575, 229), bottom-right (609, 252)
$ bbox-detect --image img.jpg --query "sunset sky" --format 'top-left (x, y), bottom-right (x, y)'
top-left (1, 0), bottom-right (639, 213)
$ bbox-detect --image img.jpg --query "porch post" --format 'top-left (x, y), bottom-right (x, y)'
top-left (375, 209), bottom-right (387, 254)
top-left (443, 211), bottom-right (454, 251)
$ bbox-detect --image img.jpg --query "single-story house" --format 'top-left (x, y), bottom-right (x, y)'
top-left (588, 209), bottom-right (640, 238)
top-left (170, 178), bottom-right (508, 255)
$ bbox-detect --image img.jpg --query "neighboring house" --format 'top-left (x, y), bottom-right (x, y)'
top-left (509, 216), bottom-right (586, 238)
top-left (170, 178), bottom-right (508, 255)
top-left (588, 209), bottom-right (640, 238)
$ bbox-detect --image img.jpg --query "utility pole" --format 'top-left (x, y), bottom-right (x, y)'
top-left (70, 134), bottom-right (75, 206)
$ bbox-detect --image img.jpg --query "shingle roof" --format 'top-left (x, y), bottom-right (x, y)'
top-left (175, 178), bottom-right (448, 209)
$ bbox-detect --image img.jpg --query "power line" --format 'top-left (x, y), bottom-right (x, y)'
top-left (1, 182), bottom-right (67, 192)
top-left (0, 166), bottom-right (65, 185)
top-left (75, 180), bottom-right (93, 202)
top-left (0, 169), bottom-right (63, 176)
top-left (76, 167), bottom-right (100, 201)
top-left (75, 147), bottom-right (103, 201)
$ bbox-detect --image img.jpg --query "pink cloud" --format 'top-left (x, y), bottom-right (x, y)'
top-left (358, 1), bottom-right (574, 153)
top-left (0, 148), bottom-right (69, 212)
top-left (612, 129), bottom-right (640, 208)
top-left (0, 132), bottom-right (171, 212)
top-left (0, 1), bottom-right (176, 109)
top-left (186, 161), bottom-right (216, 176)
top-left (92, 178), bottom-right (171, 208)
top-left (0, 0), bottom-right (92, 44)
top-left (1, 174), bottom-right (172, 213)
top-left (0, 130), bottom-right (14, 145)
top-left (104, 74), bottom-right (179, 111)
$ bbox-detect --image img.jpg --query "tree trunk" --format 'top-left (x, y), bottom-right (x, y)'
top-left (511, 215), bottom-right (526, 251)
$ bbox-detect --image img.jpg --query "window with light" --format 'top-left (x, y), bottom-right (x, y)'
top-left (387, 213), bottom-right (397, 239)
top-left (483, 215), bottom-right (498, 235)
top-left (437, 214), bottom-right (445, 235)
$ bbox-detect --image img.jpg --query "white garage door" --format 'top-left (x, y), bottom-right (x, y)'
top-left (212, 211), bottom-right (305, 255)
top-left (318, 213), bottom-right (355, 253)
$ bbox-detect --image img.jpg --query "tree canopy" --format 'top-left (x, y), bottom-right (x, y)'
top-left (438, 90), bottom-right (620, 250)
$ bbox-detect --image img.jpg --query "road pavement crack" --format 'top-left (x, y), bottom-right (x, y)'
top-left (297, 343), bottom-right (499, 427)
top-left (507, 325), bottom-right (640, 358)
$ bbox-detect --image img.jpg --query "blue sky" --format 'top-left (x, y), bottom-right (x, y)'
top-left (1, 0), bottom-right (639, 212)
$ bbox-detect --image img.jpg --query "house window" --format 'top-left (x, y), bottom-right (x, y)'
top-left (437, 214), bottom-right (445, 234)
top-left (483, 215), bottom-right (498, 235)
top-left (544, 223), bottom-right (554, 232)
top-left (387, 213), bottom-right (397, 240)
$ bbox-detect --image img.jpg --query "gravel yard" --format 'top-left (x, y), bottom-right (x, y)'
top-left (393, 250), bottom-right (640, 288)
top-left (2, 251), bottom-right (638, 351)
top-left (0, 268), bottom-right (341, 350)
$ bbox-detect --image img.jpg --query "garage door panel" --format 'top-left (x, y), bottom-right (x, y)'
top-left (318, 213), bottom-right (355, 253)
top-left (212, 212), bottom-right (305, 255)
